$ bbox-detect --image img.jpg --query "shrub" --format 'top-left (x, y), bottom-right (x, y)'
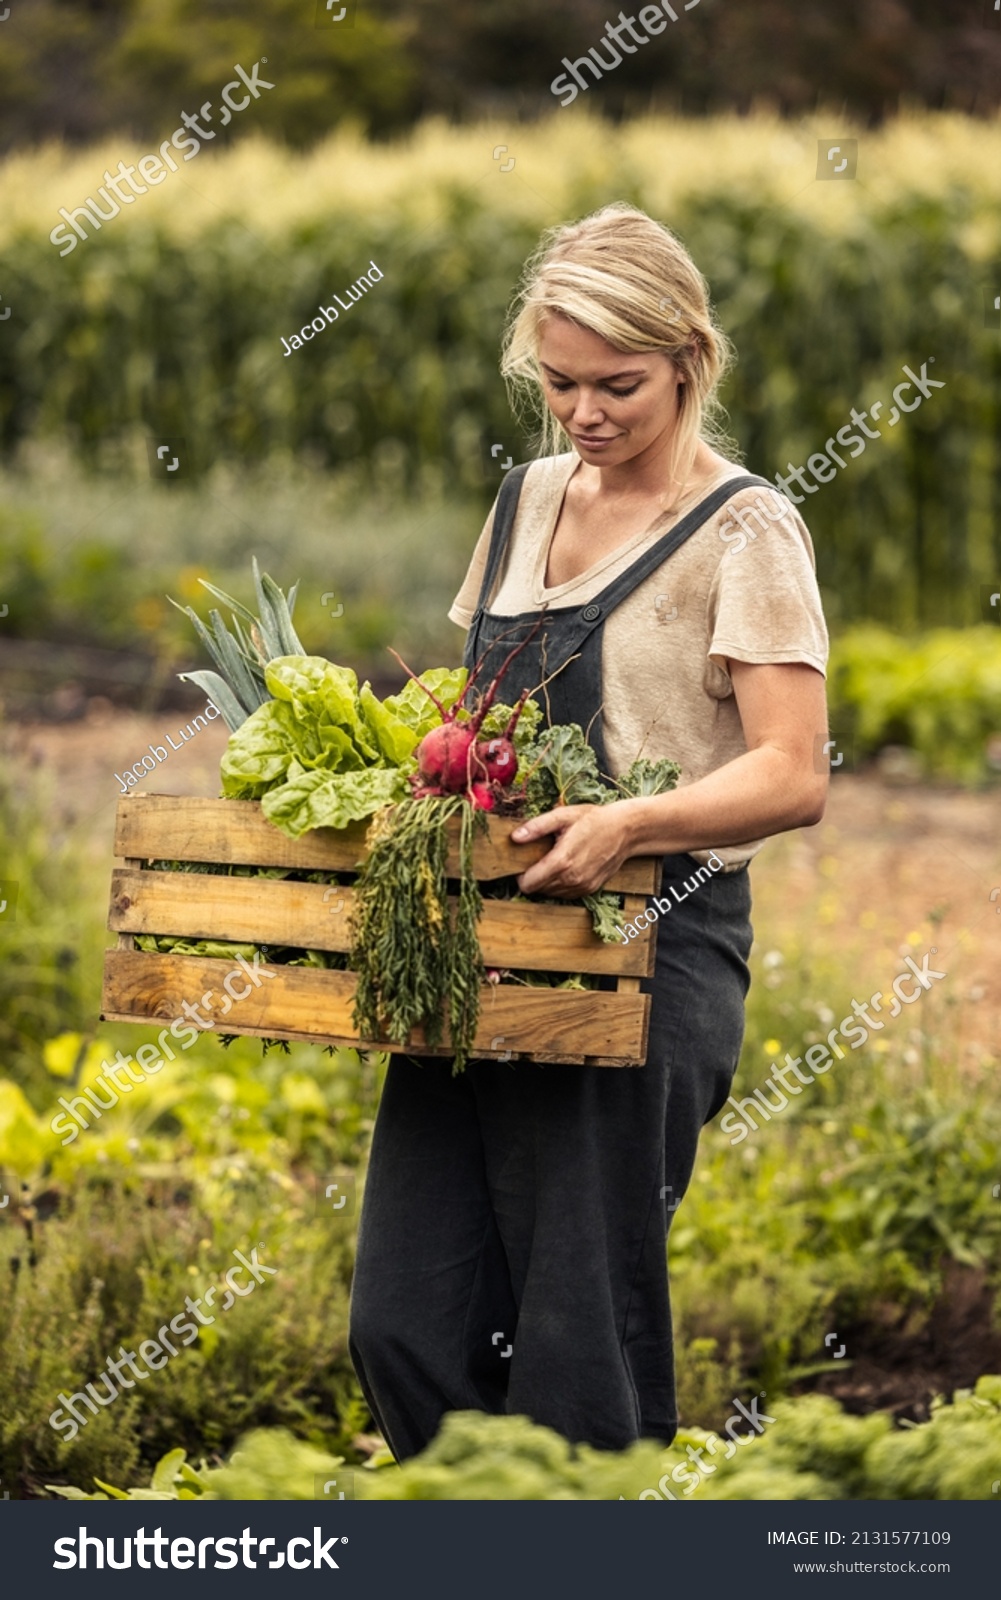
top-left (46, 1379), bottom-right (1001, 1501)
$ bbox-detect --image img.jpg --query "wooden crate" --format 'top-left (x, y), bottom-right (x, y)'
top-left (101, 795), bottom-right (662, 1067)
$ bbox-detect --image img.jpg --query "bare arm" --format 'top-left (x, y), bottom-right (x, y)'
top-left (512, 660), bottom-right (829, 896)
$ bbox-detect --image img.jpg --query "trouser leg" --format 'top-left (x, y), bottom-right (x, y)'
top-left (466, 1052), bottom-right (670, 1450)
top-left (468, 860), bottom-right (751, 1450)
top-left (348, 1055), bottom-right (517, 1461)
top-left (349, 858), bottom-right (752, 1458)
top-left (659, 859), bottom-right (754, 1214)
top-left (628, 858), bottom-right (753, 1437)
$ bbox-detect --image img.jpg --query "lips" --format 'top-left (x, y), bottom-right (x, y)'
top-left (574, 434), bottom-right (618, 445)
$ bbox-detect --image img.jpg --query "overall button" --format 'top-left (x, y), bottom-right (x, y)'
top-left (581, 603), bottom-right (601, 622)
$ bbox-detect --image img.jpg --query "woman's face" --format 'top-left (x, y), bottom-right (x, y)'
top-left (536, 313), bottom-right (686, 467)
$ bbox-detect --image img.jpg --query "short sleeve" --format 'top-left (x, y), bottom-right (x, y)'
top-left (448, 503), bottom-right (495, 630)
top-left (706, 488), bottom-right (829, 691)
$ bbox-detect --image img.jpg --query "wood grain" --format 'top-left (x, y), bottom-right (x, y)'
top-left (114, 795), bottom-right (662, 894)
top-left (108, 868), bottom-right (657, 977)
top-left (101, 950), bottom-right (650, 1068)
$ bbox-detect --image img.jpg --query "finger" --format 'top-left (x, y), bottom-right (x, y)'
top-left (516, 855), bottom-right (583, 896)
top-left (510, 808), bottom-right (576, 844)
top-left (517, 869), bottom-right (579, 898)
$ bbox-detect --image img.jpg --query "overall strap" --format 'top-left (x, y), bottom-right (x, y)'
top-left (470, 463), bottom-right (532, 620)
top-left (584, 473), bottom-right (775, 618)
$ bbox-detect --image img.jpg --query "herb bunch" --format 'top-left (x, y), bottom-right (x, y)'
top-left (350, 795), bottom-right (487, 1072)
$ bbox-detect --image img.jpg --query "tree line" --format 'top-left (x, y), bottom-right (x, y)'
top-left (0, 0), bottom-right (998, 152)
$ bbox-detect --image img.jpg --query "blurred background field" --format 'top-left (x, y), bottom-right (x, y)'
top-left (2, 114), bottom-right (1001, 773)
top-left (1, 0), bottom-right (1001, 1503)
top-left (2, 114), bottom-right (1001, 644)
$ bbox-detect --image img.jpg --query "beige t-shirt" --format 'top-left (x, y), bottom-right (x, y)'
top-left (448, 453), bottom-right (829, 868)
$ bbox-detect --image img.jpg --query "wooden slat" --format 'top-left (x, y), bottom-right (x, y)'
top-left (115, 853), bottom-right (142, 953)
top-left (108, 869), bottom-right (656, 977)
top-left (101, 951), bottom-right (650, 1068)
top-left (616, 893), bottom-right (650, 997)
top-left (114, 795), bottom-right (662, 894)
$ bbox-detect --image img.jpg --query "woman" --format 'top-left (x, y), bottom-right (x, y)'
top-left (349, 203), bottom-right (829, 1461)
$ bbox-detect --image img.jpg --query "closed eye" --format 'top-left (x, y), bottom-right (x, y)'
top-left (547, 380), bottom-right (641, 397)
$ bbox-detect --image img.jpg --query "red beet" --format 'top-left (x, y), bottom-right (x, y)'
top-left (388, 622), bottom-right (542, 806)
top-left (417, 720), bottom-right (477, 791)
top-left (475, 736), bottom-right (518, 785)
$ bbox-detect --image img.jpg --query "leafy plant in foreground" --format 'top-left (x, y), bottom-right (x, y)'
top-left (170, 558), bottom-right (307, 731)
top-left (46, 1378), bottom-right (1001, 1501)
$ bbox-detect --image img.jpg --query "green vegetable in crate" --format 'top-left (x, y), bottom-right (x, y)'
top-left (170, 557), bottom-right (308, 730)
top-left (167, 562), bottom-right (685, 1053)
top-left (219, 654), bottom-right (463, 837)
top-left (389, 619), bottom-right (544, 810)
top-left (350, 794), bottom-right (486, 1071)
top-left (170, 560), bottom-right (469, 836)
top-left (521, 722), bottom-right (681, 814)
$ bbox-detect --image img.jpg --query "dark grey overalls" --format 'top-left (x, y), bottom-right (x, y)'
top-left (349, 466), bottom-right (771, 1458)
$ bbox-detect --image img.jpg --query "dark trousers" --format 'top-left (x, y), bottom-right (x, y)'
top-left (348, 854), bottom-right (753, 1459)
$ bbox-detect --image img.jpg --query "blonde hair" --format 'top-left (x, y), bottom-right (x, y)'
top-left (501, 202), bottom-right (738, 476)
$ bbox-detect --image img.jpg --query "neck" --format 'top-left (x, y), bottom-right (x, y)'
top-left (581, 435), bottom-right (718, 503)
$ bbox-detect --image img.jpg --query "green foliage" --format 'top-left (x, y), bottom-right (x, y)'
top-left (0, 467), bottom-right (483, 681)
top-left (523, 724), bottom-right (612, 812)
top-left (614, 757), bottom-right (683, 798)
top-left (524, 724), bottom-right (684, 812)
top-left (477, 696), bottom-right (543, 756)
top-left (171, 558), bottom-right (306, 731)
top-left (828, 625), bottom-right (1001, 781)
top-left (195, 1429), bottom-right (347, 1502)
top-left (359, 1412), bottom-right (666, 1501)
top-left (3, 630), bottom-right (1000, 1497)
top-left (0, 3), bottom-right (991, 153)
top-left (46, 1432), bottom-right (344, 1503)
top-left (0, 749), bottom-right (105, 1094)
top-left (694, 1381), bottom-right (1001, 1501)
top-left (0, 0), bottom-right (417, 151)
top-left (2, 1180), bottom-right (360, 1500)
top-left (351, 795), bottom-right (485, 1069)
top-left (668, 1074), bottom-right (1001, 1405)
top-left (48, 1381), bottom-right (1001, 1501)
top-left (3, 121), bottom-right (1001, 629)
top-left (219, 655), bottom-right (467, 835)
top-left (0, 1014), bottom-right (387, 1497)
top-left (384, 668), bottom-right (472, 742)
top-left (581, 890), bottom-right (627, 944)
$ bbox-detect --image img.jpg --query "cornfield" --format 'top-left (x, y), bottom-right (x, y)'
top-left (1, 112), bottom-right (1000, 628)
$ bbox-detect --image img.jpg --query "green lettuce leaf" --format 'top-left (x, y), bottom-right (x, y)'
top-left (359, 682), bottom-right (422, 766)
top-left (311, 722), bottom-right (367, 772)
top-left (220, 700), bottom-right (299, 798)
top-left (383, 668), bottom-right (468, 739)
top-left (215, 654), bottom-right (475, 838)
top-left (134, 935), bottom-right (261, 960)
top-left (261, 767), bottom-right (409, 837)
top-left (479, 696), bottom-right (543, 756)
top-left (265, 655), bottom-right (379, 763)
top-left (582, 891), bottom-right (627, 944)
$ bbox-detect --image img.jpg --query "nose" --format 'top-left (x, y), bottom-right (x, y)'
top-left (571, 387), bottom-right (607, 428)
